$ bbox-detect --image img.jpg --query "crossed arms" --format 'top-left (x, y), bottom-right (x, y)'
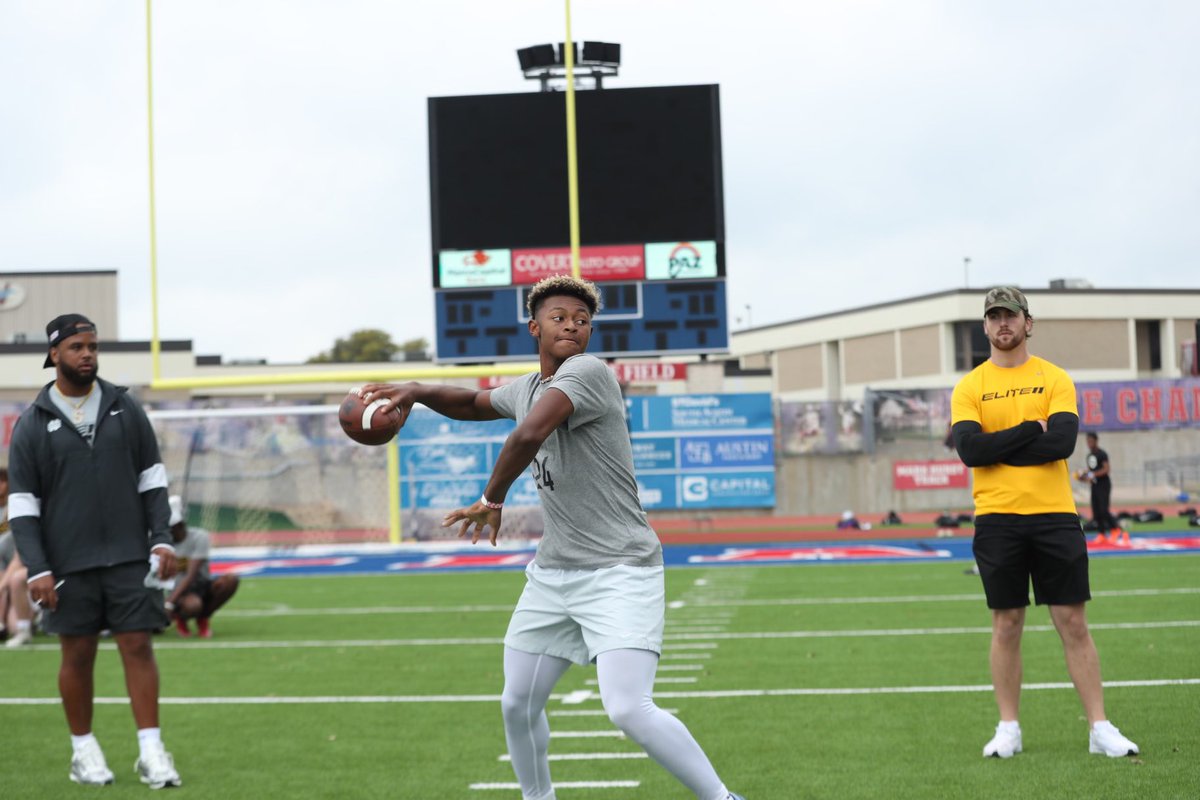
top-left (952, 412), bottom-right (1079, 468)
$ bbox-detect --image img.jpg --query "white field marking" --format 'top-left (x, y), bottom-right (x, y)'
top-left (692, 579), bottom-right (709, 586)
top-left (662, 643), bottom-right (719, 650)
top-left (665, 619), bottom-right (1200, 641)
top-left (500, 753), bottom-right (648, 762)
top-left (687, 587), bottom-right (1200, 608)
top-left (657, 664), bottom-right (706, 671)
top-left (550, 709), bottom-right (678, 717)
top-left (3, 680), bottom-right (1194, 707)
top-left (663, 626), bottom-right (727, 633)
top-left (585, 677), bottom-right (698, 686)
top-left (667, 600), bottom-right (687, 609)
top-left (213, 587), bottom-right (1200, 620)
top-left (11, 619), bottom-right (1192, 655)
top-left (550, 730), bottom-right (625, 739)
top-left (662, 652), bottom-right (712, 660)
top-left (648, 678), bottom-right (1200, 699)
top-left (470, 782), bottom-right (640, 790)
top-left (561, 690), bottom-right (595, 705)
top-left (220, 604), bottom-right (515, 618)
top-left (8, 637), bottom-right (505, 653)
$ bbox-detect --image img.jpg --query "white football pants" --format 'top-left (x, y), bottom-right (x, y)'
top-left (500, 646), bottom-right (730, 800)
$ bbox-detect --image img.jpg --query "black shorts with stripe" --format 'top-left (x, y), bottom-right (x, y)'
top-left (972, 513), bottom-right (1091, 609)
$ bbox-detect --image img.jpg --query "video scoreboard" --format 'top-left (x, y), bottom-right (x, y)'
top-left (428, 85), bottom-right (727, 363)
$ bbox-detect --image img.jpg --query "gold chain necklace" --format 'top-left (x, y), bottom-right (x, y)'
top-left (56, 384), bottom-right (94, 424)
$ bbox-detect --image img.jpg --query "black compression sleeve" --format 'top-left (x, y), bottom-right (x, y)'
top-left (952, 419), bottom-right (1044, 467)
top-left (1003, 412), bottom-right (1079, 466)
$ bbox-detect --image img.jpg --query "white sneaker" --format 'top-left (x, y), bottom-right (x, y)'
top-left (5, 628), bottom-right (33, 648)
top-left (70, 739), bottom-right (115, 786)
top-left (982, 722), bottom-right (1022, 758)
top-left (135, 741), bottom-right (182, 789)
top-left (1089, 721), bottom-right (1139, 757)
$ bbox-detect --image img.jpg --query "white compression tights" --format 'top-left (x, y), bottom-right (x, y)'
top-left (500, 646), bottom-right (729, 800)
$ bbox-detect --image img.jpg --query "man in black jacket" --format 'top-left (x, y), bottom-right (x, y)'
top-left (8, 314), bottom-right (183, 788)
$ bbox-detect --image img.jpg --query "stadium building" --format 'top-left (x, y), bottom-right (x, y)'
top-left (1, 270), bottom-right (1197, 532)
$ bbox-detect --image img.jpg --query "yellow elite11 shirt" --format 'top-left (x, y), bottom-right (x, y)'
top-left (951, 356), bottom-right (1079, 516)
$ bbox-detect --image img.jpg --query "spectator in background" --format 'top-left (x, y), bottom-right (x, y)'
top-left (0, 466), bottom-right (38, 648)
top-left (165, 495), bottom-right (239, 638)
top-left (836, 510), bottom-right (862, 530)
top-left (1076, 432), bottom-right (1126, 546)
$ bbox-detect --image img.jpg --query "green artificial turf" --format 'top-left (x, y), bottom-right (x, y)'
top-left (2, 555), bottom-right (1196, 799)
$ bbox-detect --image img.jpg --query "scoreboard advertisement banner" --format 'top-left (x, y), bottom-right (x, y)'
top-left (397, 392), bottom-right (775, 511)
top-left (512, 244), bottom-right (646, 285)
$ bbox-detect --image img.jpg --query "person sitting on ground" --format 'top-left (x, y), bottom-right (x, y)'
top-left (163, 496), bottom-right (239, 638)
top-left (881, 510), bottom-right (903, 526)
top-left (836, 510), bottom-right (862, 530)
top-left (3, 552), bottom-right (39, 648)
top-left (0, 468), bottom-right (37, 647)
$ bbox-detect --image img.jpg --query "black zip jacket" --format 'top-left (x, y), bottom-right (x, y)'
top-left (8, 378), bottom-right (172, 579)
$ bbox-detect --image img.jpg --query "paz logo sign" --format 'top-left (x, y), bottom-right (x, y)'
top-left (645, 241), bottom-right (718, 280)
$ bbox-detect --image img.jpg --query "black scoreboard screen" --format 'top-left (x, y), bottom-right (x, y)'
top-left (427, 84), bottom-right (727, 363)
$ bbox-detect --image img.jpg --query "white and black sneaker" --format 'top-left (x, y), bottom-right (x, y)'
top-left (135, 741), bottom-right (182, 789)
top-left (983, 721), bottom-right (1022, 758)
top-left (70, 739), bottom-right (115, 786)
top-left (1089, 721), bottom-right (1139, 757)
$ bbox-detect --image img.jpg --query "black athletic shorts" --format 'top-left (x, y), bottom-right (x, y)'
top-left (43, 560), bottom-right (169, 636)
top-left (180, 576), bottom-right (215, 616)
top-left (972, 513), bottom-right (1091, 609)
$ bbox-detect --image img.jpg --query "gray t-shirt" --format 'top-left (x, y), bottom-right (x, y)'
top-left (49, 384), bottom-right (102, 445)
top-left (489, 354), bottom-right (662, 570)
top-left (174, 527), bottom-right (212, 582)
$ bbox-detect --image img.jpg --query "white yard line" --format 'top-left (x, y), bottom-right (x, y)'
top-left (215, 587), bottom-right (1200, 619)
top-left (500, 753), bottom-right (648, 762)
top-left (2, 679), bottom-right (1195, 706)
top-left (4, 618), bottom-right (1193, 653)
top-left (666, 619), bottom-right (1200, 641)
top-left (470, 782), bottom-right (640, 790)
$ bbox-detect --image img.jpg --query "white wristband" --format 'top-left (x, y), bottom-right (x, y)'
top-left (480, 494), bottom-right (504, 510)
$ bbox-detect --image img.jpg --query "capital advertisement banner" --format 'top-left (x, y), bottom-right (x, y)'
top-left (398, 393), bottom-right (775, 514)
top-left (626, 393), bottom-right (775, 510)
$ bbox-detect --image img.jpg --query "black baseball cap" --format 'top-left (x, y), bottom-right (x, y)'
top-left (44, 313), bottom-right (97, 368)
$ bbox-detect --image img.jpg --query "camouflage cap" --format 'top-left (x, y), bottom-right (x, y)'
top-left (983, 286), bottom-right (1029, 315)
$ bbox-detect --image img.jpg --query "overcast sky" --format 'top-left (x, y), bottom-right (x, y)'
top-left (2, 1), bottom-right (1197, 364)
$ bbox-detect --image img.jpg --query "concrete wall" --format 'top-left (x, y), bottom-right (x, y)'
top-left (772, 427), bottom-right (1200, 516)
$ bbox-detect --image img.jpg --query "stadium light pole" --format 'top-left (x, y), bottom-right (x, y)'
top-left (963, 256), bottom-right (971, 288)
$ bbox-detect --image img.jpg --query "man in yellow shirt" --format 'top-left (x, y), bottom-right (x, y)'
top-left (951, 287), bottom-right (1139, 760)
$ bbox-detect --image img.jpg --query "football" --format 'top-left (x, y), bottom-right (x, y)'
top-left (338, 390), bottom-right (403, 446)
